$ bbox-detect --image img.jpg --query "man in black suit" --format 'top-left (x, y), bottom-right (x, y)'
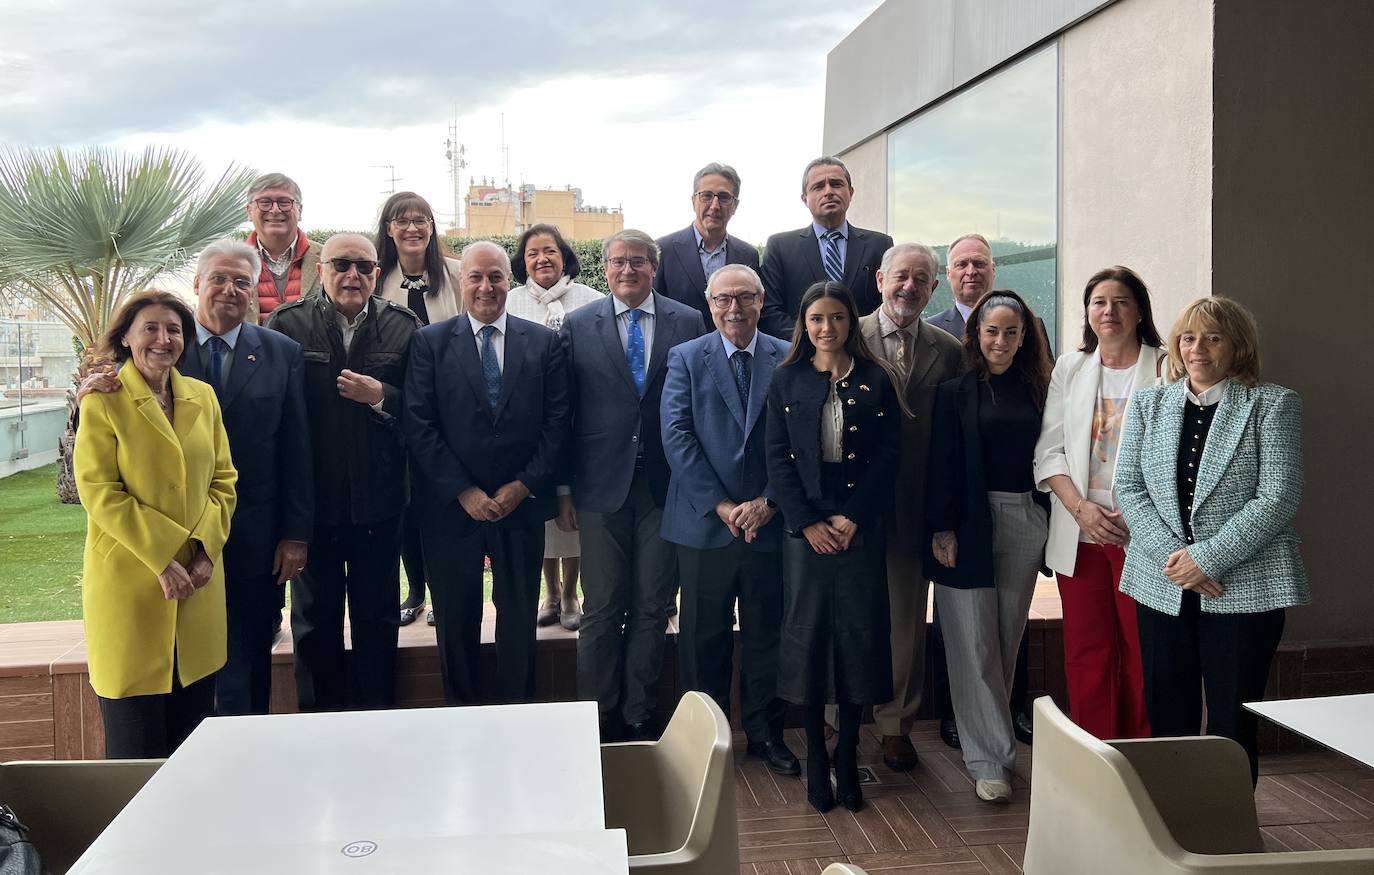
top-left (559, 229), bottom-right (707, 741)
top-left (404, 241), bottom-right (570, 705)
top-left (758, 156), bottom-right (893, 339)
top-left (927, 233), bottom-right (998, 340)
top-left (76, 238), bottom-right (313, 715)
top-left (653, 162), bottom-right (761, 326)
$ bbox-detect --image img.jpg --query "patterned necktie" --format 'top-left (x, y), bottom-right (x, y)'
top-left (822, 229), bottom-right (844, 283)
top-left (207, 336), bottom-right (228, 394)
top-left (895, 330), bottom-right (913, 379)
top-left (626, 309), bottom-right (646, 396)
top-left (479, 325), bottom-right (501, 409)
top-left (731, 350), bottom-right (752, 411)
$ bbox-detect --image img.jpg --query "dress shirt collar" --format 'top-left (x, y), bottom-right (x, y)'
top-left (1185, 378), bottom-right (1228, 406)
top-left (954, 300), bottom-right (974, 324)
top-left (196, 320), bottom-right (243, 349)
top-left (812, 220), bottom-right (850, 241)
top-left (693, 224), bottom-right (726, 255)
top-left (468, 310), bottom-right (509, 336)
top-left (877, 308), bottom-right (919, 340)
top-left (612, 294), bottom-right (656, 318)
top-left (720, 330), bottom-right (759, 358)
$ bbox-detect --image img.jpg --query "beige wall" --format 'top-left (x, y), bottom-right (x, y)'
top-left (1059, 0), bottom-right (1214, 347)
top-left (837, 133), bottom-right (889, 234)
top-left (1211, 0), bottom-right (1374, 643)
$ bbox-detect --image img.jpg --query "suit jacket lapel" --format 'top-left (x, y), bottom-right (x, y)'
top-left (1193, 381), bottom-right (1254, 511)
top-left (799, 228), bottom-right (826, 284)
top-left (595, 298), bottom-right (640, 396)
top-left (452, 317), bottom-right (494, 418)
top-left (643, 294), bottom-right (674, 390)
top-left (905, 321), bottom-right (941, 392)
top-left (122, 364), bottom-right (182, 451)
top-left (842, 228), bottom-right (866, 287)
top-left (1066, 353), bottom-right (1101, 478)
top-left (674, 230), bottom-right (708, 298)
top-left (218, 324), bottom-right (262, 411)
top-left (169, 369), bottom-right (203, 442)
top-left (493, 318), bottom-right (527, 418)
top-left (1153, 381), bottom-right (1186, 534)
top-left (745, 337), bottom-right (777, 434)
top-left (705, 335), bottom-right (746, 430)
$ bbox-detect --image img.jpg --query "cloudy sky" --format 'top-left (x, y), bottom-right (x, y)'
top-left (0, 0), bottom-right (884, 245)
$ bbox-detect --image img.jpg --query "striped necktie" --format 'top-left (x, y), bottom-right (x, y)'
top-left (822, 229), bottom-right (844, 283)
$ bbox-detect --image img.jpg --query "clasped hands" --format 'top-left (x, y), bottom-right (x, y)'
top-left (1074, 500), bottom-right (1129, 546)
top-left (1163, 548), bottom-right (1224, 598)
top-left (158, 547), bottom-right (213, 600)
top-left (802, 514), bottom-right (857, 555)
top-left (459, 481), bottom-right (530, 522)
top-left (715, 498), bottom-right (776, 544)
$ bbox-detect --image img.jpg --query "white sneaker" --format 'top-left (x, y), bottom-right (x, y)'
top-left (975, 778), bottom-right (1013, 803)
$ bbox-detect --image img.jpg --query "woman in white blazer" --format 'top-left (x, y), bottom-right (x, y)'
top-left (373, 191), bottom-right (463, 628)
top-left (1032, 266), bottom-right (1165, 740)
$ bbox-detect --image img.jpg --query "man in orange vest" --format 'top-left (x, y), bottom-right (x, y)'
top-left (245, 172), bottom-right (323, 324)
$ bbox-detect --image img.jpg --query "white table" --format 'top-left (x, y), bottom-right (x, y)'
top-left (1245, 693), bottom-right (1374, 767)
top-left (70, 701), bottom-right (627, 873)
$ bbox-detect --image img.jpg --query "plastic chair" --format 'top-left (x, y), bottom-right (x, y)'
top-left (601, 691), bottom-right (737, 873)
top-left (1024, 696), bottom-right (1374, 873)
top-left (821, 864), bottom-right (869, 874)
top-left (0, 759), bottom-right (164, 874)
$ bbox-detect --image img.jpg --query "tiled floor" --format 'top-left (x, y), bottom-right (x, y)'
top-left (733, 721), bottom-right (1374, 873)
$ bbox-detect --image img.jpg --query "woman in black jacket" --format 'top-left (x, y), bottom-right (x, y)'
top-left (765, 282), bottom-right (901, 813)
top-left (925, 289), bottom-right (1052, 804)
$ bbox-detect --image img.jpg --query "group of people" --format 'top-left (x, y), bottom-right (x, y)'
top-left (73, 158), bottom-right (1308, 813)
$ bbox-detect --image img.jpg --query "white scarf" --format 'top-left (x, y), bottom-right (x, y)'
top-left (527, 274), bottom-right (573, 329)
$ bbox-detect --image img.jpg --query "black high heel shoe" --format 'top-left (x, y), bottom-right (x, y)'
top-left (806, 748), bottom-right (835, 813)
top-left (833, 744), bottom-right (863, 812)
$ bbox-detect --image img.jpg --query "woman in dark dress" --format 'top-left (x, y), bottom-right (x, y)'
top-left (765, 282), bottom-right (901, 813)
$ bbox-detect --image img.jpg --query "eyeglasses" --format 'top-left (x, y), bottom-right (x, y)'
top-left (206, 273), bottom-right (254, 292)
top-left (709, 292), bottom-right (759, 309)
top-left (694, 191), bottom-right (737, 206)
top-left (326, 258), bottom-right (378, 275)
top-left (389, 216), bottom-right (432, 230)
top-left (606, 256), bottom-right (652, 270)
top-left (252, 197), bottom-right (298, 212)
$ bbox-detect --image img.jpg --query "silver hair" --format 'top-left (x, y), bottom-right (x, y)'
top-left (460, 240), bottom-right (512, 275)
top-left (946, 233), bottom-right (993, 270)
top-left (196, 238), bottom-right (261, 280)
top-left (247, 172), bottom-right (303, 203)
top-left (601, 229), bottom-right (661, 267)
top-left (879, 242), bottom-right (939, 278)
top-left (704, 263), bottom-right (764, 299)
top-left (800, 156), bottom-right (852, 194)
top-left (692, 163), bottom-right (741, 196)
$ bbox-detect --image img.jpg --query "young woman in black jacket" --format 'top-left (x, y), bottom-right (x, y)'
top-left (765, 282), bottom-right (901, 813)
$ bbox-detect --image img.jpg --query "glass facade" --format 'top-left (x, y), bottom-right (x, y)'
top-left (888, 44), bottom-right (1058, 348)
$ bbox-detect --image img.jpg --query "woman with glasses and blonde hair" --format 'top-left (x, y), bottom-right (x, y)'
top-left (374, 191), bottom-right (462, 627)
top-left (1115, 295), bottom-right (1307, 785)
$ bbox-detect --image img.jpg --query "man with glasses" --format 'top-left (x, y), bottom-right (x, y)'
top-left (758, 156), bottom-right (893, 339)
top-left (660, 264), bottom-right (798, 775)
top-left (245, 172), bottom-right (323, 324)
top-left (653, 163), bottom-right (761, 326)
top-left (559, 229), bottom-right (706, 741)
top-left (266, 233), bottom-right (422, 711)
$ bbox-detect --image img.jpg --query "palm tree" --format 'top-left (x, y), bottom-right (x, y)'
top-left (0, 146), bottom-right (256, 500)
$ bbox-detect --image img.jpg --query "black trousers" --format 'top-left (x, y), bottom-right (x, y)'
top-left (216, 571), bottom-right (277, 715)
top-left (677, 540), bottom-right (785, 744)
top-left (291, 516), bottom-right (402, 711)
top-left (421, 503), bottom-right (543, 705)
top-left (400, 504), bottom-right (428, 610)
top-left (577, 469), bottom-right (677, 726)
top-left (1136, 592), bottom-right (1285, 784)
top-left (99, 673), bottom-right (215, 759)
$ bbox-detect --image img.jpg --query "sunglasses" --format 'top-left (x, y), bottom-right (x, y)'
top-left (327, 258), bottom-right (378, 275)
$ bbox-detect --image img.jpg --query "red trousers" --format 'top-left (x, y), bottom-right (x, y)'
top-left (1056, 542), bottom-right (1150, 739)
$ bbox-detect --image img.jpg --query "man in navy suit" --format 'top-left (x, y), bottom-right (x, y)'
top-left (758, 156), bottom-right (894, 339)
top-left (660, 263), bottom-right (799, 775)
top-left (559, 229), bottom-right (707, 741)
top-left (404, 241), bottom-right (570, 705)
top-left (81, 239), bottom-right (314, 714)
top-left (652, 162), bottom-right (761, 326)
top-left (927, 233), bottom-right (997, 340)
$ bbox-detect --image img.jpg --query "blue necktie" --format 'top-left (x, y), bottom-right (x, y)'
top-left (479, 325), bottom-right (501, 409)
top-left (731, 350), bottom-right (751, 411)
top-left (207, 336), bottom-right (228, 394)
top-left (822, 229), bottom-right (844, 284)
top-left (626, 309), bottom-right (646, 396)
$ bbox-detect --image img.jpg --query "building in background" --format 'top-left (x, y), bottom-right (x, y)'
top-left (449, 180), bottom-right (624, 240)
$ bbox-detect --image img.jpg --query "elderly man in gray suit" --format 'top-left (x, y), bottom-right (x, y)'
top-left (558, 229), bottom-right (707, 741)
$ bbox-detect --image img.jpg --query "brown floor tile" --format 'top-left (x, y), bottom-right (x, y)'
top-left (970, 842), bottom-right (1025, 874)
top-left (846, 847), bottom-right (988, 872)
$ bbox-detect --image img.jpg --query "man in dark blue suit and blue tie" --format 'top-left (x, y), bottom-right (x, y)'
top-left (660, 263), bottom-right (799, 775)
top-left (404, 241), bottom-right (570, 705)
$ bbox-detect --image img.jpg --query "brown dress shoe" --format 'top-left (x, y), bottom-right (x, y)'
top-left (881, 734), bottom-right (918, 772)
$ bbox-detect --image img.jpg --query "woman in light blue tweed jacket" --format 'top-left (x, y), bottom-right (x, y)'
top-left (1115, 296), bottom-right (1307, 784)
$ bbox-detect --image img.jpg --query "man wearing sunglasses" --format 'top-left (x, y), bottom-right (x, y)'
top-left (245, 172), bottom-right (323, 324)
top-left (266, 233), bottom-right (422, 712)
top-left (653, 162), bottom-right (761, 327)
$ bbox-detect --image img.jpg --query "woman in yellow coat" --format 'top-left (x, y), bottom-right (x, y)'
top-left (75, 290), bottom-right (237, 758)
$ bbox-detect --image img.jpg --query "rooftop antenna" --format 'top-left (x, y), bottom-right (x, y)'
top-left (445, 111), bottom-right (467, 232)
top-left (372, 164), bottom-right (400, 196)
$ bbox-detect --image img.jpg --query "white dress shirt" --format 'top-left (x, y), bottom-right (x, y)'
top-left (469, 311), bottom-right (508, 373)
top-left (612, 294), bottom-right (656, 361)
top-left (1185, 378), bottom-right (1228, 406)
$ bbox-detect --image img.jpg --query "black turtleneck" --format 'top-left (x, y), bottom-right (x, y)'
top-left (978, 370), bottom-right (1041, 493)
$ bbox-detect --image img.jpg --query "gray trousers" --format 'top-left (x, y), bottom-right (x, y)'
top-left (576, 468), bottom-right (677, 725)
top-left (935, 492), bottom-right (1047, 781)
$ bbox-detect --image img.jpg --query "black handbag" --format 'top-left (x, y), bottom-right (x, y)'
top-left (0, 805), bottom-right (45, 875)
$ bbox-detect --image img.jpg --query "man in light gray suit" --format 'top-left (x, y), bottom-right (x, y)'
top-left (558, 229), bottom-right (707, 741)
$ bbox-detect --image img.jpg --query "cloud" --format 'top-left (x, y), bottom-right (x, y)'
top-left (0, 0), bottom-right (868, 145)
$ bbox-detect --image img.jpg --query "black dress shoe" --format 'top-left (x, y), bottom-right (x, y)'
top-left (836, 788), bottom-right (864, 812)
top-left (747, 740), bottom-right (801, 776)
top-left (625, 720), bottom-right (660, 742)
top-left (940, 718), bottom-right (961, 749)
top-left (399, 606), bottom-right (420, 626)
top-left (666, 601), bottom-right (678, 618)
top-left (1013, 710), bottom-right (1033, 746)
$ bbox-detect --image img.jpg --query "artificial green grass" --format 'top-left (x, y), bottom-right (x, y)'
top-left (0, 465), bottom-right (87, 623)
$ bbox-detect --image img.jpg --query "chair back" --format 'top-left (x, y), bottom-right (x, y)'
top-left (820, 864), bottom-right (869, 874)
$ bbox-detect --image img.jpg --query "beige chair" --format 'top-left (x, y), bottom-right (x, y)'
top-left (820, 864), bottom-right (869, 874)
top-left (1024, 696), bottom-right (1374, 873)
top-left (0, 759), bottom-right (163, 874)
top-left (601, 691), bottom-right (737, 873)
